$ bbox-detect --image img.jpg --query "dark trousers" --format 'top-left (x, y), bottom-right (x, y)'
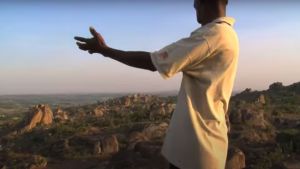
top-left (169, 163), bottom-right (180, 169)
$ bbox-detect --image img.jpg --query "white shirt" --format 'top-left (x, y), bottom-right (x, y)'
top-left (150, 17), bottom-right (239, 169)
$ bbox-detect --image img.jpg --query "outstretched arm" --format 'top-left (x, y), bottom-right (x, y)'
top-left (74, 27), bottom-right (156, 72)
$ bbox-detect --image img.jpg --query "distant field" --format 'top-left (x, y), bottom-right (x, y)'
top-left (0, 93), bottom-right (123, 115)
top-left (0, 91), bottom-right (178, 115)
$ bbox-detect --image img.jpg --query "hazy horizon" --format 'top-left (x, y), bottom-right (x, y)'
top-left (1, 0), bottom-right (299, 95)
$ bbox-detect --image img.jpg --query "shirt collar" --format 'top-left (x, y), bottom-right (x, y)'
top-left (212, 17), bottom-right (235, 26)
top-left (191, 17), bottom-right (235, 35)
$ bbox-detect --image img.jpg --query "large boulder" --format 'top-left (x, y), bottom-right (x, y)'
top-left (39, 105), bottom-right (53, 125)
top-left (241, 109), bottom-right (270, 129)
top-left (101, 135), bottom-right (119, 155)
top-left (256, 94), bottom-right (266, 105)
top-left (149, 103), bottom-right (168, 119)
top-left (127, 123), bottom-right (168, 150)
top-left (22, 104), bottom-right (53, 132)
top-left (94, 141), bottom-right (102, 155)
top-left (226, 147), bottom-right (246, 169)
top-left (128, 131), bottom-right (149, 150)
top-left (149, 103), bottom-right (175, 119)
top-left (140, 94), bottom-right (152, 103)
top-left (90, 106), bottom-right (105, 117)
top-left (121, 94), bottom-right (143, 105)
top-left (142, 122), bottom-right (168, 140)
top-left (230, 106), bottom-right (271, 130)
top-left (165, 103), bottom-right (176, 114)
top-left (237, 128), bottom-right (276, 144)
top-left (54, 106), bottom-right (68, 122)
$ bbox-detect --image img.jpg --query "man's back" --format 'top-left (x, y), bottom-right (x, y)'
top-left (150, 16), bottom-right (239, 169)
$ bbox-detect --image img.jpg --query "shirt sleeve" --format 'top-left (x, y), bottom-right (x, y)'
top-left (150, 36), bottom-right (210, 79)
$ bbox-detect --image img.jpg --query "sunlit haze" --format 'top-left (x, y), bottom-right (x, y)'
top-left (0, 0), bottom-right (299, 95)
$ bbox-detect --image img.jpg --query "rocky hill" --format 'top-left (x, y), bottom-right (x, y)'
top-left (0, 83), bottom-right (299, 169)
top-left (228, 82), bottom-right (300, 169)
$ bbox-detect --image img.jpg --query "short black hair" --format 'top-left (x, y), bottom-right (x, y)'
top-left (200, 0), bottom-right (228, 5)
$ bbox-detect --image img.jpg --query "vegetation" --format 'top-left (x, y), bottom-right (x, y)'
top-left (0, 82), bottom-right (299, 168)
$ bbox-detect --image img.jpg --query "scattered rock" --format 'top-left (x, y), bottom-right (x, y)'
top-left (226, 146), bottom-right (246, 169)
top-left (83, 126), bottom-right (102, 135)
top-left (242, 109), bottom-right (270, 129)
top-left (90, 106), bottom-right (105, 117)
top-left (101, 135), bottom-right (119, 155)
top-left (143, 123), bottom-right (168, 140)
top-left (122, 96), bottom-right (132, 107)
top-left (238, 129), bottom-right (276, 144)
top-left (256, 94), bottom-right (266, 105)
top-left (94, 141), bottom-right (102, 155)
top-left (230, 106), bottom-right (271, 130)
top-left (54, 106), bottom-right (68, 122)
top-left (165, 103), bottom-right (176, 114)
top-left (128, 131), bottom-right (149, 150)
top-left (229, 109), bottom-right (243, 124)
top-left (149, 103), bottom-right (173, 119)
top-left (0, 152), bottom-right (47, 169)
top-left (152, 104), bottom-right (166, 117)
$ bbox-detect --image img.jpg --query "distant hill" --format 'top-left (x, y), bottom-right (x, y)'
top-left (0, 82), bottom-right (300, 169)
top-left (233, 81), bottom-right (300, 102)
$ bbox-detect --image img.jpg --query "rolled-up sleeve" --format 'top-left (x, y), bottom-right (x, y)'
top-left (150, 36), bottom-right (210, 79)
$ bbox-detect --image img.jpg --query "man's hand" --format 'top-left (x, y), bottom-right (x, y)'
top-left (74, 27), bottom-right (156, 71)
top-left (74, 27), bottom-right (108, 54)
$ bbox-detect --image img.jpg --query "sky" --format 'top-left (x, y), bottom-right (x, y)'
top-left (0, 0), bottom-right (299, 95)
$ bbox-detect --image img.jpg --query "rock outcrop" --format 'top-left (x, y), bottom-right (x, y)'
top-left (90, 106), bottom-right (105, 117)
top-left (230, 105), bottom-right (271, 130)
top-left (22, 104), bottom-right (53, 132)
top-left (54, 106), bottom-right (68, 122)
top-left (2, 86), bottom-right (299, 169)
top-left (143, 122), bottom-right (168, 140)
top-left (101, 135), bottom-right (119, 155)
top-left (256, 94), bottom-right (266, 105)
top-left (128, 123), bottom-right (168, 150)
top-left (128, 131), bottom-right (149, 150)
top-left (94, 141), bottom-right (102, 155)
top-left (149, 103), bottom-right (175, 119)
top-left (226, 147), bottom-right (246, 169)
top-left (0, 152), bottom-right (47, 169)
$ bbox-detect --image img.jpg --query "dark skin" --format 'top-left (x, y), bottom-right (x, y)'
top-left (75, 27), bottom-right (156, 71)
top-left (194, 0), bottom-right (227, 25)
top-left (74, 0), bottom-right (226, 71)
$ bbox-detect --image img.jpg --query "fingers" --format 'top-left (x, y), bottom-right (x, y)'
top-left (76, 42), bottom-right (95, 54)
top-left (76, 42), bottom-right (89, 51)
top-left (88, 50), bottom-right (96, 54)
top-left (97, 33), bottom-right (106, 46)
top-left (75, 27), bottom-right (106, 54)
top-left (90, 27), bottom-right (107, 46)
top-left (89, 27), bottom-right (99, 37)
top-left (74, 36), bottom-right (89, 42)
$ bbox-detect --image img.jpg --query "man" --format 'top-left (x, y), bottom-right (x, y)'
top-left (74, 0), bottom-right (239, 168)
